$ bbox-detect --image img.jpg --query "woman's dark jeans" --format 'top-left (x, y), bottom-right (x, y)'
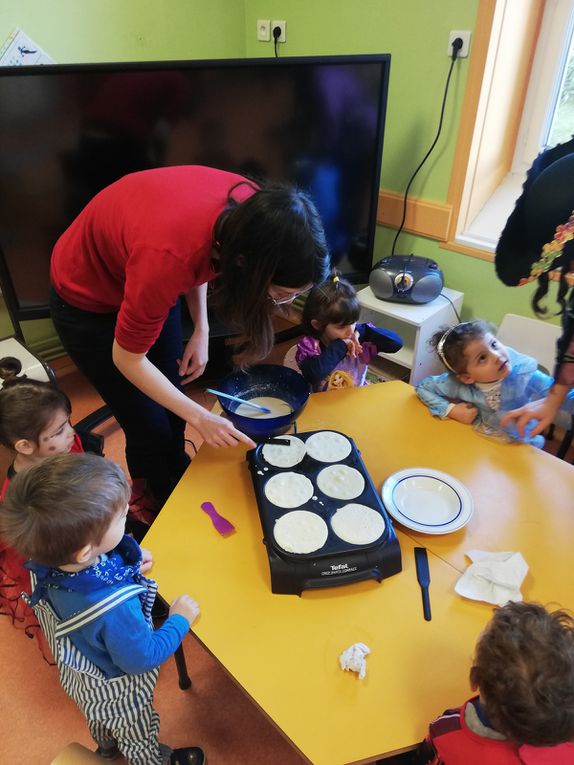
top-left (50, 287), bottom-right (190, 505)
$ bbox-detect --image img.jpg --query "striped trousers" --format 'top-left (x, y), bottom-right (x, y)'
top-left (27, 577), bottom-right (169, 765)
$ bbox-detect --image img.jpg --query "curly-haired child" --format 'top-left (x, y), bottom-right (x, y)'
top-left (415, 601), bottom-right (574, 763)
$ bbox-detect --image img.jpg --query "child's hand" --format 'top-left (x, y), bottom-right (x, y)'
top-left (169, 594), bottom-right (200, 627)
top-left (344, 332), bottom-right (362, 359)
top-left (449, 403), bottom-right (478, 425)
top-left (139, 547), bottom-right (153, 574)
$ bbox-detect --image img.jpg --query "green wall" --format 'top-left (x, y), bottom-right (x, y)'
top-left (0, 1), bottom-right (246, 64)
top-left (0, 0), bottom-right (553, 357)
top-left (244, 0), bottom-right (551, 325)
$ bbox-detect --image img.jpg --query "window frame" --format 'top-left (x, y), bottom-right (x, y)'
top-left (442, 0), bottom-right (574, 260)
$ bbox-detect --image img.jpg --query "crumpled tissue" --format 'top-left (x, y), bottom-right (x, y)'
top-left (454, 549), bottom-right (529, 606)
top-left (339, 642), bottom-right (370, 680)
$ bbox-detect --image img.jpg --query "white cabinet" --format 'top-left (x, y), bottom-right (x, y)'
top-left (357, 286), bottom-right (464, 386)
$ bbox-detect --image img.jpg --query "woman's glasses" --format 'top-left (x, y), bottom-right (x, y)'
top-left (268, 287), bottom-right (311, 306)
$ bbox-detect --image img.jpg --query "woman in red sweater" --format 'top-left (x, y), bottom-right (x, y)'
top-left (50, 165), bottom-right (330, 506)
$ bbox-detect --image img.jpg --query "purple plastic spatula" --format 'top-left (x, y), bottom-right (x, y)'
top-left (200, 502), bottom-right (236, 536)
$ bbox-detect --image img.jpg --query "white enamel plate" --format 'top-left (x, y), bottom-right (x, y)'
top-left (381, 467), bottom-right (473, 535)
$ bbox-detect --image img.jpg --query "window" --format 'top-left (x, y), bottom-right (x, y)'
top-left (447, 0), bottom-right (574, 257)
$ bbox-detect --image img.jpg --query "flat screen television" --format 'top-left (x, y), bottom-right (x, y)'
top-left (0, 54), bottom-right (390, 327)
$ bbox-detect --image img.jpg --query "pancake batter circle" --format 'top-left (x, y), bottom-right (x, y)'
top-left (273, 510), bottom-right (329, 554)
top-left (316, 464), bottom-right (365, 500)
top-left (331, 503), bottom-right (386, 545)
top-left (305, 431), bottom-right (352, 463)
top-left (264, 471), bottom-right (314, 508)
top-left (261, 436), bottom-right (306, 468)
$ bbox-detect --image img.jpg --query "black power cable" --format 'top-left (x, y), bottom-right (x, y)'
top-left (273, 25), bottom-right (281, 58)
top-left (391, 37), bottom-right (464, 258)
top-left (438, 290), bottom-right (462, 323)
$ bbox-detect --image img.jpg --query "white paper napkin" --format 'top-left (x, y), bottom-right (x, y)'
top-left (339, 642), bottom-right (370, 680)
top-left (454, 550), bottom-right (529, 606)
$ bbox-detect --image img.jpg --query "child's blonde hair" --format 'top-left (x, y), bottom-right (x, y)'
top-left (0, 453), bottom-right (130, 567)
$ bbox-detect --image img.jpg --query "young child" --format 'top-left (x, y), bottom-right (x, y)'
top-left (0, 377), bottom-right (100, 497)
top-left (415, 601), bottom-right (574, 763)
top-left (0, 378), bottom-right (103, 642)
top-left (0, 378), bottom-right (150, 645)
top-left (295, 274), bottom-right (403, 391)
top-left (415, 320), bottom-right (574, 447)
top-left (0, 453), bottom-right (204, 765)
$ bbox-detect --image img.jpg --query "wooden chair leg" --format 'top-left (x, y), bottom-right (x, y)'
top-left (155, 593), bottom-right (192, 690)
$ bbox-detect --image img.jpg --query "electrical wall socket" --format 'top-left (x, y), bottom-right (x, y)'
top-left (257, 19), bottom-right (270, 42)
top-left (271, 20), bottom-right (286, 43)
top-left (447, 30), bottom-right (471, 57)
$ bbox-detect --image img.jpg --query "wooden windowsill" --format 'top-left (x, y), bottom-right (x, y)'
top-left (440, 239), bottom-right (494, 262)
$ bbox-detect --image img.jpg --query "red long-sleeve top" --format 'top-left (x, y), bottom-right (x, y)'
top-left (51, 165), bottom-right (254, 354)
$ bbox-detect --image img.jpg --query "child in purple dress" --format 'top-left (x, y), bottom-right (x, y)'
top-left (295, 274), bottom-right (403, 391)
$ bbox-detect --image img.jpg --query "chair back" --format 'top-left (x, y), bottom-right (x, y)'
top-left (283, 344), bottom-right (302, 373)
top-left (496, 313), bottom-right (560, 375)
top-left (497, 312), bottom-right (571, 434)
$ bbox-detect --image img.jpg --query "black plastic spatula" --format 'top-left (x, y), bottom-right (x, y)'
top-left (414, 547), bottom-right (432, 621)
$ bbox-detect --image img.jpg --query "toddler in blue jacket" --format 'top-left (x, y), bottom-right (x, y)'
top-left (416, 320), bottom-right (574, 447)
top-left (0, 453), bottom-right (204, 765)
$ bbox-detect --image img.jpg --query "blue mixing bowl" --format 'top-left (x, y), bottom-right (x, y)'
top-left (217, 364), bottom-right (311, 441)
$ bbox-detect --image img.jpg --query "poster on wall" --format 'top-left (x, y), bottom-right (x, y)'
top-left (0, 27), bottom-right (55, 66)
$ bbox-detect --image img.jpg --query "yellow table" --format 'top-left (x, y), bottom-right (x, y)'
top-left (144, 382), bottom-right (574, 764)
top-left (336, 382), bottom-right (574, 607)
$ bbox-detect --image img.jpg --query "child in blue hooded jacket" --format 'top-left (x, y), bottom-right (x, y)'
top-left (0, 453), bottom-right (204, 765)
top-left (416, 320), bottom-right (574, 447)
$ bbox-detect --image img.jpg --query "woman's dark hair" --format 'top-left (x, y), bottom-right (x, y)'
top-left (0, 378), bottom-right (72, 449)
top-left (430, 320), bottom-right (495, 375)
top-left (470, 601), bottom-right (574, 746)
top-left (210, 180), bottom-right (330, 366)
top-left (301, 273), bottom-right (360, 337)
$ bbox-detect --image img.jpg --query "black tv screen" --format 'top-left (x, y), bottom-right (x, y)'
top-left (0, 54), bottom-right (390, 322)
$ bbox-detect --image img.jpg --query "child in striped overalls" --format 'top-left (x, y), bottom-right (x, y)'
top-left (0, 453), bottom-right (204, 765)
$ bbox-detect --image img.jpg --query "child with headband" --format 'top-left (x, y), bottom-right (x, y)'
top-left (415, 320), bottom-right (574, 446)
top-left (295, 273), bottom-right (403, 392)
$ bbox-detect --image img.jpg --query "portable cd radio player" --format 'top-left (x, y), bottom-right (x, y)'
top-left (369, 254), bottom-right (444, 305)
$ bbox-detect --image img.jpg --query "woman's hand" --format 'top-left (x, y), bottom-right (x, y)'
top-left (501, 397), bottom-right (557, 437)
top-left (500, 384), bottom-right (568, 437)
top-left (448, 402), bottom-right (478, 425)
top-left (178, 328), bottom-right (209, 384)
top-left (194, 409), bottom-right (256, 448)
top-left (112, 340), bottom-right (255, 449)
top-left (139, 547), bottom-right (153, 574)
